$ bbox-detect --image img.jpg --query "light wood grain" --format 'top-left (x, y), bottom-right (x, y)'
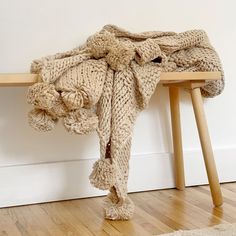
top-left (169, 86), bottom-right (185, 190)
top-left (0, 72), bottom-right (221, 86)
top-left (190, 88), bottom-right (223, 207)
top-left (0, 73), bottom-right (39, 86)
top-left (0, 183), bottom-right (235, 236)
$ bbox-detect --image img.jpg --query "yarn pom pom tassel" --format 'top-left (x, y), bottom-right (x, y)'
top-left (27, 82), bottom-right (60, 110)
top-left (89, 159), bottom-right (117, 190)
top-left (103, 194), bottom-right (135, 220)
top-left (28, 108), bottom-right (57, 132)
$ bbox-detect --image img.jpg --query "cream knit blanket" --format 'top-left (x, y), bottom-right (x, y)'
top-left (27, 25), bottom-right (224, 220)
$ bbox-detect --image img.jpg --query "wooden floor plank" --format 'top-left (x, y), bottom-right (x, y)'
top-left (7, 206), bottom-right (51, 236)
top-left (39, 202), bottom-right (95, 236)
top-left (132, 192), bottom-right (195, 230)
top-left (63, 199), bottom-right (118, 236)
top-left (171, 186), bottom-right (236, 223)
top-left (0, 183), bottom-right (236, 236)
top-left (82, 197), bottom-right (153, 236)
top-left (0, 208), bottom-right (23, 236)
top-left (150, 189), bottom-right (225, 227)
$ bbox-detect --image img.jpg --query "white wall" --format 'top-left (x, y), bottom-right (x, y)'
top-left (0, 0), bottom-right (236, 207)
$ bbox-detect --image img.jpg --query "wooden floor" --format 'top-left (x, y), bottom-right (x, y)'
top-left (1, 183), bottom-right (236, 236)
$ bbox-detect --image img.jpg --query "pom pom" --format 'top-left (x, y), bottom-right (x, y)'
top-left (87, 31), bottom-right (134, 71)
top-left (89, 159), bottom-right (117, 190)
top-left (61, 87), bottom-right (88, 110)
top-left (87, 31), bottom-right (115, 58)
top-left (27, 82), bottom-right (60, 110)
top-left (106, 43), bottom-right (135, 71)
top-left (48, 97), bottom-right (68, 117)
top-left (28, 108), bottom-right (57, 132)
top-left (63, 108), bottom-right (98, 134)
top-left (103, 193), bottom-right (135, 220)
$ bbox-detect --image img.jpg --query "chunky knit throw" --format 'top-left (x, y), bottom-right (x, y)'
top-left (27, 25), bottom-right (224, 220)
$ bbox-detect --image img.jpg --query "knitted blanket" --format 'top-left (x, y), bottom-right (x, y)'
top-left (27, 25), bottom-right (224, 220)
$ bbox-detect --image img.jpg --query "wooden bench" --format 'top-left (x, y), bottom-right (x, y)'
top-left (0, 72), bottom-right (223, 207)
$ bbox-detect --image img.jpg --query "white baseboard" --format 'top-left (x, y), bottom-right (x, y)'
top-left (0, 147), bottom-right (236, 208)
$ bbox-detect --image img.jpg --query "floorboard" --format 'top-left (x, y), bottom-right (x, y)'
top-left (0, 183), bottom-right (236, 236)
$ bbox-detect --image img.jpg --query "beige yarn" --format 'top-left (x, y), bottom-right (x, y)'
top-left (103, 188), bottom-right (135, 220)
top-left (89, 158), bottom-right (117, 190)
top-left (28, 108), bottom-right (58, 131)
top-left (28, 57), bottom-right (106, 134)
top-left (27, 25), bottom-right (224, 220)
top-left (27, 82), bottom-right (60, 110)
top-left (64, 109), bottom-right (98, 135)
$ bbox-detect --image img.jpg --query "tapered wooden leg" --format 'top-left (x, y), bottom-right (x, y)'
top-left (169, 86), bottom-right (185, 190)
top-left (190, 87), bottom-right (223, 207)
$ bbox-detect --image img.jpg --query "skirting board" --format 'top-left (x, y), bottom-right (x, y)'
top-left (0, 147), bottom-right (235, 208)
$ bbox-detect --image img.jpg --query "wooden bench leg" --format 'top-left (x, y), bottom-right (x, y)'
top-left (190, 87), bottom-right (223, 207)
top-left (169, 86), bottom-right (185, 190)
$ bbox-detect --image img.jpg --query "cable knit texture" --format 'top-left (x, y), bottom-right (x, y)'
top-left (27, 25), bottom-right (224, 220)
